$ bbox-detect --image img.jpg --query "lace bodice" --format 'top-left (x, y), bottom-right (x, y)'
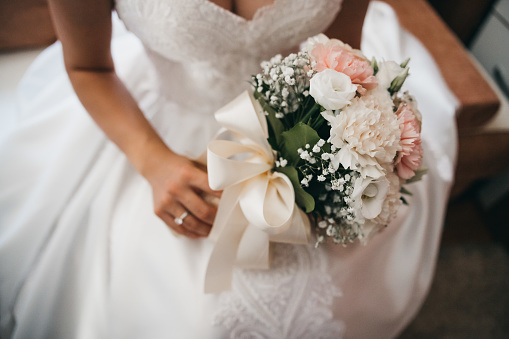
top-left (115, 0), bottom-right (343, 113)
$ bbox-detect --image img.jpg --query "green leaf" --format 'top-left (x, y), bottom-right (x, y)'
top-left (400, 186), bottom-right (413, 196)
top-left (400, 196), bottom-right (409, 205)
top-left (267, 136), bottom-right (278, 151)
top-left (400, 58), bottom-right (410, 68)
top-left (253, 90), bottom-right (284, 146)
top-left (406, 168), bottom-right (428, 184)
top-left (389, 67), bottom-right (410, 95)
top-left (280, 122), bottom-right (321, 165)
top-left (370, 57), bottom-right (379, 75)
top-left (276, 166), bottom-right (315, 213)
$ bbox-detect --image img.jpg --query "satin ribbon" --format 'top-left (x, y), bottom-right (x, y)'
top-left (205, 91), bottom-right (310, 293)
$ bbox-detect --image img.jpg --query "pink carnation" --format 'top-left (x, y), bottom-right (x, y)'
top-left (310, 41), bottom-right (378, 94)
top-left (395, 104), bottom-right (423, 179)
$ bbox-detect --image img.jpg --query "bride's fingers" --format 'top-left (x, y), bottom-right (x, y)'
top-left (179, 190), bottom-right (217, 225)
top-left (188, 166), bottom-right (222, 198)
top-left (180, 213), bottom-right (212, 237)
top-left (158, 211), bottom-right (200, 239)
top-left (168, 203), bottom-right (212, 237)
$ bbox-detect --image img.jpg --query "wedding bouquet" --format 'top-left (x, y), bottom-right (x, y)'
top-left (251, 34), bottom-right (425, 246)
top-left (204, 34), bottom-right (425, 292)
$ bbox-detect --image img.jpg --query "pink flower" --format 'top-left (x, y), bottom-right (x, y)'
top-left (310, 41), bottom-right (378, 94)
top-left (395, 104), bottom-right (423, 179)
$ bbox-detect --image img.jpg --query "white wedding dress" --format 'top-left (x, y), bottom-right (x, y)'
top-left (0, 0), bottom-right (458, 338)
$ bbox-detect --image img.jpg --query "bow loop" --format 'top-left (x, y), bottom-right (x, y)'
top-left (214, 91), bottom-right (273, 161)
top-left (208, 139), bottom-right (272, 190)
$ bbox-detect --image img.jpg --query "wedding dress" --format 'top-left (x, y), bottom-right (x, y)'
top-left (0, 0), bottom-right (458, 338)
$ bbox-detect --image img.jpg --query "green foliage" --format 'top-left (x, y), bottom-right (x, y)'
top-left (253, 90), bottom-right (284, 146)
top-left (276, 166), bottom-right (315, 213)
top-left (400, 186), bottom-right (413, 196)
top-left (406, 168), bottom-right (428, 184)
top-left (280, 122), bottom-right (321, 166)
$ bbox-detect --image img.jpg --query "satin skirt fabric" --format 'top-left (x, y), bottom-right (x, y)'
top-left (0, 3), bottom-right (458, 338)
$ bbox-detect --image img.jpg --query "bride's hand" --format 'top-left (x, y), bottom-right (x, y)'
top-left (142, 148), bottom-right (221, 239)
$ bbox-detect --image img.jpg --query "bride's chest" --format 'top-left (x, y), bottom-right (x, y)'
top-left (208, 0), bottom-right (276, 21)
top-left (115, 0), bottom-right (342, 63)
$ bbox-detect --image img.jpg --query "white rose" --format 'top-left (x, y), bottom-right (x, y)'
top-left (376, 61), bottom-right (403, 89)
top-left (352, 176), bottom-right (390, 220)
top-left (310, 69), bottom-right (357, 110)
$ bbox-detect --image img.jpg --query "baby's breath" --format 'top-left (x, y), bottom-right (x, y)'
top-left (253, 51), bottom-right (311, 116)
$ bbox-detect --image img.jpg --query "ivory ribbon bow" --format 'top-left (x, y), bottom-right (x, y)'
top-left (205, 91), bottom-right (310, 293)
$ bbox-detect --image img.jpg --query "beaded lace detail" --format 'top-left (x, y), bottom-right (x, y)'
top-left (212, 244), bottom-right (344, 339)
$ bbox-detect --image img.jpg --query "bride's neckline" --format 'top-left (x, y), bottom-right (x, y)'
top-left (203, 0), bottom-right (281, 23)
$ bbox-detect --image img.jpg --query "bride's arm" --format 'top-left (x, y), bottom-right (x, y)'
top-left (48, 0), bottom-right (219, 238)
top-left (324, 0), bottom-right (370, 49)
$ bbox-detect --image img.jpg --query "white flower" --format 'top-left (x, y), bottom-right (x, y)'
top-left (352, 176), bottom-right (390, 220)
top-left (285, 75), bottom-right (295, 85)
top-left (309, 69), bottom-right (357, 110)
top-left (281, 87), bottom-right (289, 98)
top-left (321, 153), bottom-right (331, 160)
top-left (300, 150), bottom-right (311, 161)
top-left (322, 87), bottom-right (401, 178)
top-left (376, 60), bottom-right (404, 90)
top-left (282, 67), bottom-right (294, 76)
top-left (372, 170), bottom-right (402, 226)
top-left (301, 33), bottom-right (330, 52)
top-left (318, 220), bottom-right (328, 228)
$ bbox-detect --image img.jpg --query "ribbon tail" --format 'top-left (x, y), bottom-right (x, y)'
top-left (236, 225), bottom-right (270, 269)
top-left (269, 207), bottom-right (311, 245)
top-left (205, 185), bottom-right (247, 293)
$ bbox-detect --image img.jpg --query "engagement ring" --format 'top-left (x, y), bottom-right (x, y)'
top-left (174, 211), bottom-right (188, 225)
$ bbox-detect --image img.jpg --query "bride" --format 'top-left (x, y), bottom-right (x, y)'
top-left (0, 0), bottom-right (457, 338)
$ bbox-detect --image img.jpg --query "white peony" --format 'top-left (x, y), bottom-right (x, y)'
top-left (322, 87), bottom-right (401, 178)
top-left (310, 69), bottom-right (357, 110)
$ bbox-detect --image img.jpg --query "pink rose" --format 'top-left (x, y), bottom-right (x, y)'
top-left (395, 104), bottom-right (423, 179)
top-left (310, 41), bottom-right (378, 94)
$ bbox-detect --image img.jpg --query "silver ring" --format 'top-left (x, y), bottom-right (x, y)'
top-left (174, 211), bottom-right (189, 225)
